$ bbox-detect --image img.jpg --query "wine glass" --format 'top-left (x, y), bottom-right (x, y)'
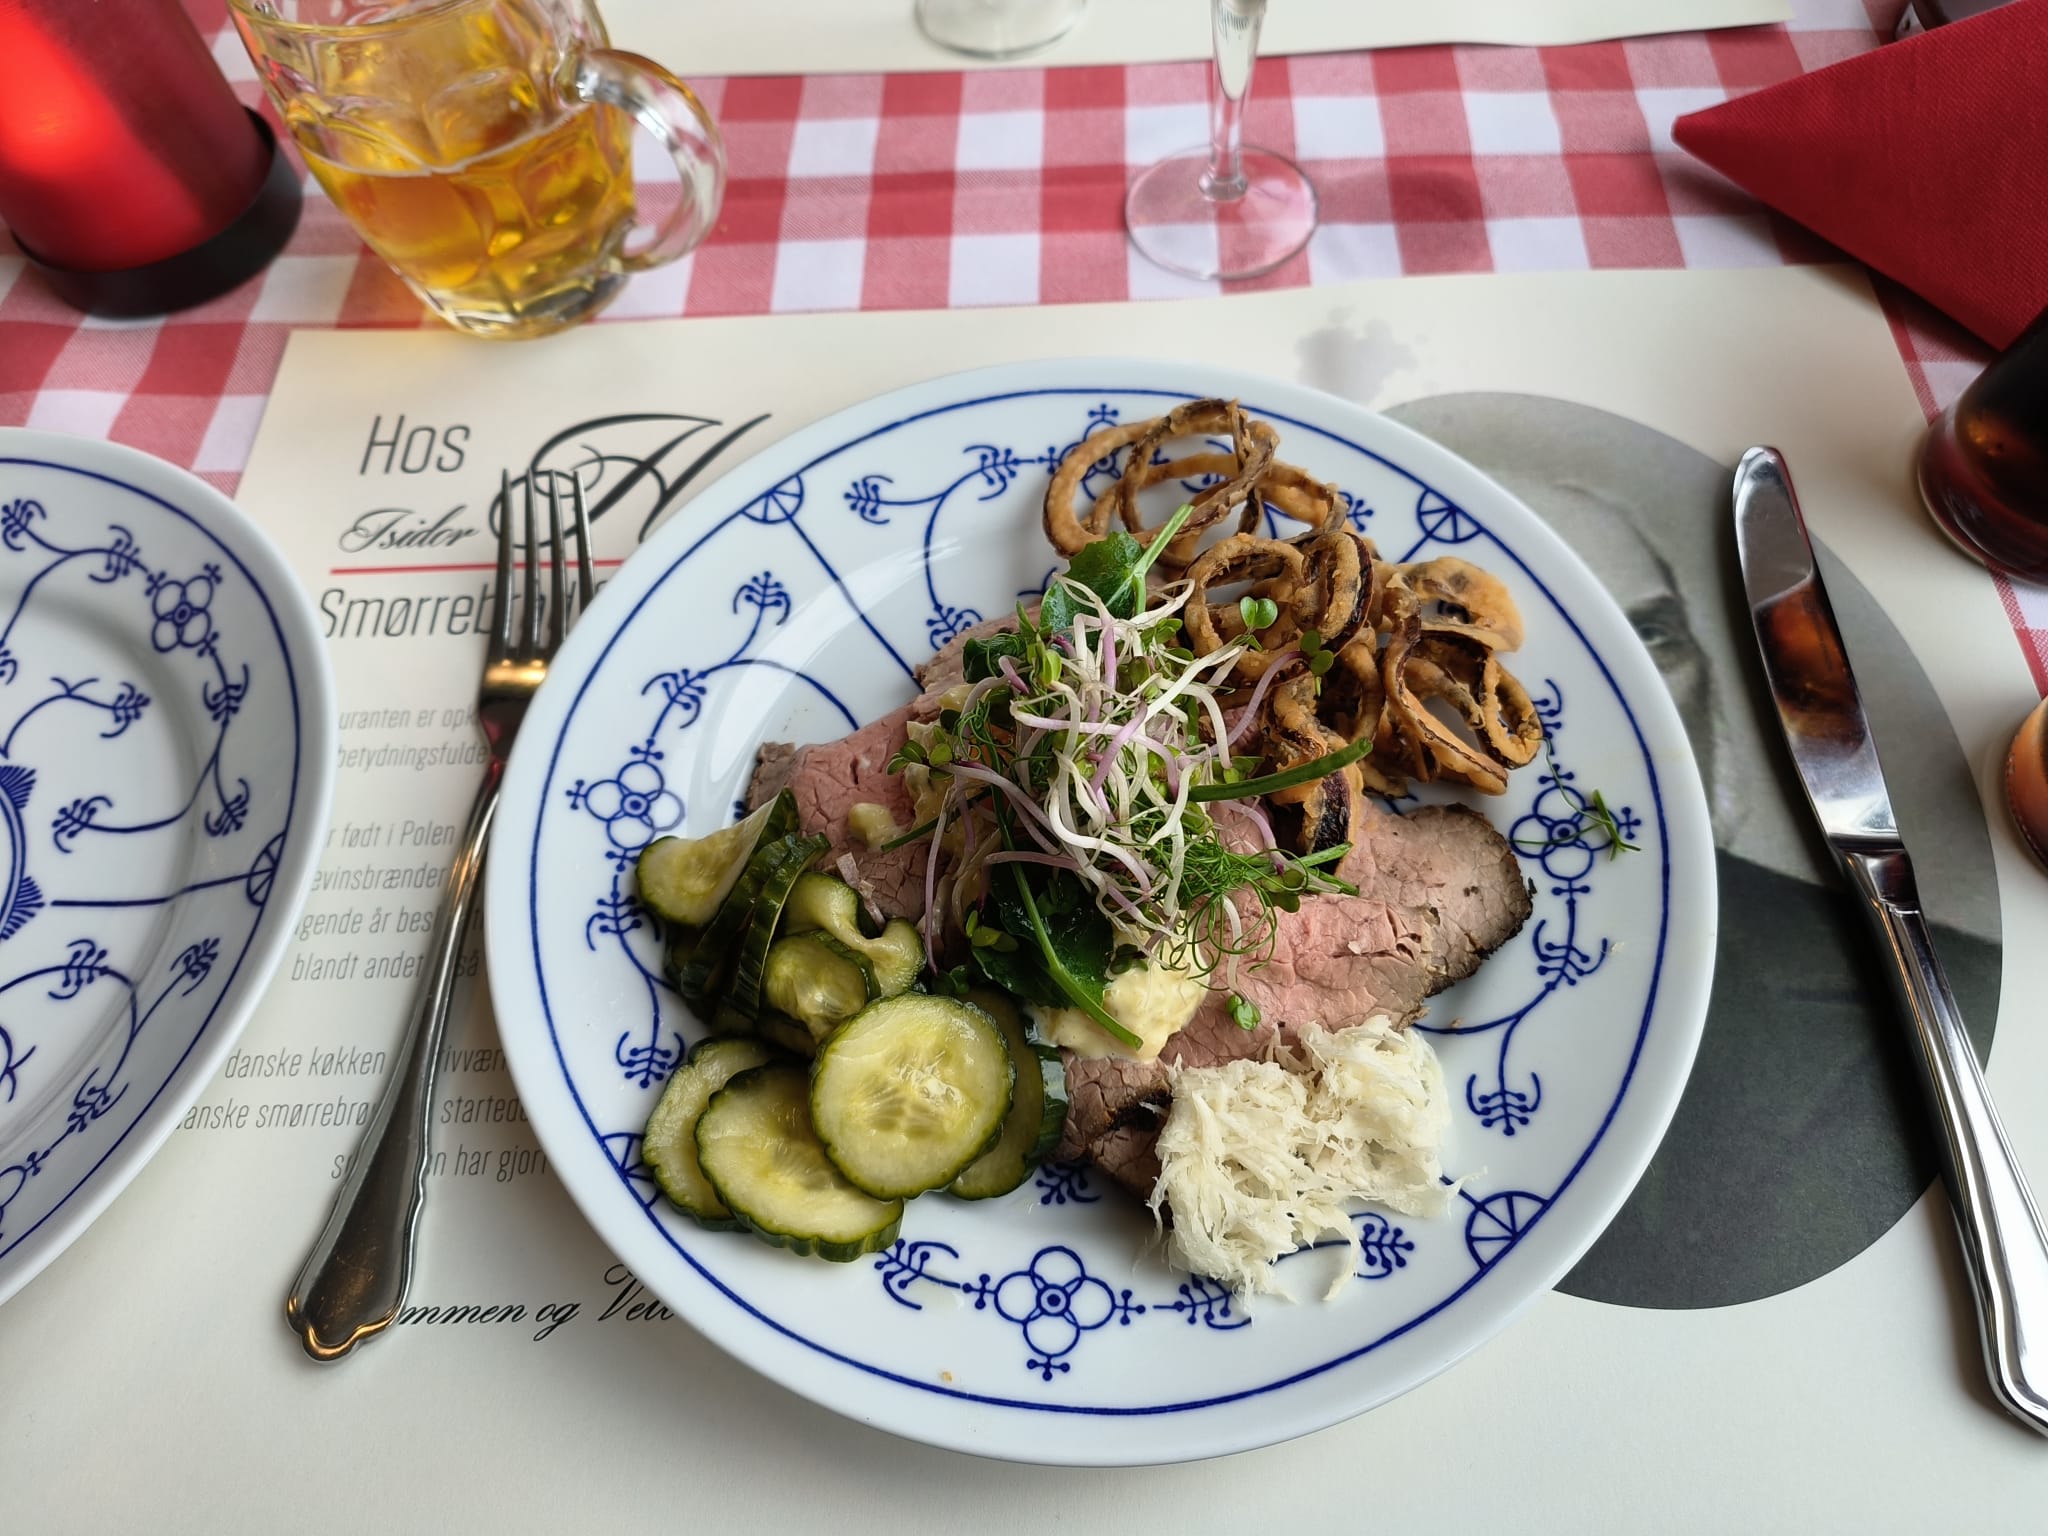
top-left (1124, 0), bottom-right (1316, 281)
top-left (916, 0), bottom-right (1088, 59)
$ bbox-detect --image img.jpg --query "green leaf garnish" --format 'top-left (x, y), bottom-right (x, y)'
top-left (1508, 738), bottom-right (1641, 861)
top-left (1240, 595), bottom-right (1280, 634)
top-left (1043, 502), bottom-right (1197, 632)
top-left (1186, 734), bottom-right (1374, 802)
top-left (1228, 993), bottom-right (1260, 1031)
top-left (1007, 866), bottom-right (1141, 1049)
top-left (963, 630), bottom-right (1029, 684)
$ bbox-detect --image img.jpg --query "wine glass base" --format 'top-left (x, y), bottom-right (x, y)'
top-left (1124, 146), bottom-right (1318, 282)
top-left (915, 0), bottom-right (1088, 59)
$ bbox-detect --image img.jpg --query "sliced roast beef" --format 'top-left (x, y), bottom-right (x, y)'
top-left (1054, 890), bottom-right (1438, 1165)
top-left (749, 674), bottom-right (1534, 1201)
top-left (1340, 802), bottom-right (1531, 986)
top-left (749, 741), bottom-right (799, 807)
top-left (1055, 1054), bottom-right (1173, 1171)
top-left (1085, 1120), bottom-right (1170, 1201)
top-left (751, 622), bottom-right (1035, 923)
top-left (1058, 803), bottom-right (1529, 1194)
top-left (746, 702), bottom-right (929, 922)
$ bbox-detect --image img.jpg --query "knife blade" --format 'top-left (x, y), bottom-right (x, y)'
top-left (1733, 451), bottom-right (1897, 851)
top-left (1734, 445), bottom-right (2048, 1438)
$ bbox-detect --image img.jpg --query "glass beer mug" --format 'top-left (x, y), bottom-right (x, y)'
top-left (231, 0), bottom-right (724, 339)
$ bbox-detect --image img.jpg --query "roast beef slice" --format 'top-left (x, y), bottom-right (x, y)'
top-left (1055, 891), bottom-right (1439, 1166)
top-left (1341, 802), bottom-right (1532, 986)
top-left (748, 663), bottom-right (1533, 1202)
top-left (1061, 804), bottom-right (1530, 1194)
top-left (745, 701), bottom-right (929, 923)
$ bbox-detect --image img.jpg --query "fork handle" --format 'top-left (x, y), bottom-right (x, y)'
top-left (1843, 847), bottom-right (2048, 1435)
top-left (285, 758), bottom-right (503, 1361)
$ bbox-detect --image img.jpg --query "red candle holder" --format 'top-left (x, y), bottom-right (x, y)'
top-left (0, 0), bottom-right (300, 316)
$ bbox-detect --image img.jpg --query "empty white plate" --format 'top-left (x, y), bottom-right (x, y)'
top-left (0, 431), bottom-right (334, 1307)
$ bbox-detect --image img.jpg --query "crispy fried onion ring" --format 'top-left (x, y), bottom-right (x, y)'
top-left (1385, 556), bottom-right (1525, 651)
top-left (1261, 672), bottom-right (1362, 855)
top-left (1041, 409), bottom-right (1542, 849)
top-left (1182, 528), bottom-right (1378, 679)
top-left (1182, 534), bottom-right (1305, 680)
top-left (1042, 398), bottom-right (1345, 567)
top-left (1189, 538), bottom-right (1543, 832)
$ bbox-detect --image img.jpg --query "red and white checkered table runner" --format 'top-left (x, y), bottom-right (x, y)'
top-left (3, 0), bottom-right (2041, 688)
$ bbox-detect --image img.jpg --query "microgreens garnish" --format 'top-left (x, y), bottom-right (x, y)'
top-left (1239, 595), bottom-right (1279, 646)
top-left (1298, 626), bottom-right (1334, 694)
top-left (1511, 739), bottom-right (1641, 861)
top-left (893, 504), bottom-right (1369, 1044)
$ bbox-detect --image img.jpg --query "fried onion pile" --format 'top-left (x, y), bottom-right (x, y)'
top-left (1042, 399), bottom-right (1543, 850)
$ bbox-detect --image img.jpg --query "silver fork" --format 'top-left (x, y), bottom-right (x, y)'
top-left (286, 469), bottom-right (594, 1361)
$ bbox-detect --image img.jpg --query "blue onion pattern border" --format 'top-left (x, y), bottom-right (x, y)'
top-left (0, 460), bottom-right (301, 1260)
top-left (524, 383), bottom-right (1675, 1412)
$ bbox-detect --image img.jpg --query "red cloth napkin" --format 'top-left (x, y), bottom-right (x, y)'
top-left (1672, 0), bottom-right (2048, 349)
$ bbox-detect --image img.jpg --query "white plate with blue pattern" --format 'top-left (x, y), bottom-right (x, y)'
top-left (0, 431), bottom-right (333, 1308)
top-left (484, 362), bottom-right (1716, 1464)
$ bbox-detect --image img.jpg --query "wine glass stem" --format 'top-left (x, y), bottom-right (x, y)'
top-left (1202, 0), bottom-right (1267, 202)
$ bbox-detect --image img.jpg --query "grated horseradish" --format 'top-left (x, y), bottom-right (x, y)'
top-left (1151, 1016), bottom-right (1453, 1300)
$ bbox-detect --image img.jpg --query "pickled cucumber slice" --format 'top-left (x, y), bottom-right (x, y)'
top-left (642, 1037), bottom-right (776, 1227)
top-left (810, 995), bottom-right (1013, 1199)
top-left (764, 931), bottom-right (872, 1042)
top-left (696, 1065), bottom-right (903, 1261)
top-left (636, 792), bottom-right (796, 928)
top-left (781, 873), bottom-right (925, 996)
top-left (673, 831), bottom-right (826, 1019)
top-left (728, 834), bottom-right (832, 1021)
top-left (949, 990), bottom-right (1068, 1200)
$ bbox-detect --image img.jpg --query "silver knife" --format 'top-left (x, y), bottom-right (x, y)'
top-left (1734, 445), bottom-right (2048, 1437)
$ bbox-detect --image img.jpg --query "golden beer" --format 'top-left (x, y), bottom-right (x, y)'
top-left (234, 0), bottom-right (723, 339)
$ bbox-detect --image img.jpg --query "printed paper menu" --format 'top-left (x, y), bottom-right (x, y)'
top-left (4, 266), bottom-right (2045, 1532)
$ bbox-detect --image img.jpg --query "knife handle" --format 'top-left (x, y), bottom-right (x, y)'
top-left (1844, 847), bottom-right (2048, 1436)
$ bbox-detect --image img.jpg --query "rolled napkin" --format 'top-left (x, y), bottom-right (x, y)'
top-left (1672, 0), bottom-right (2048, 349)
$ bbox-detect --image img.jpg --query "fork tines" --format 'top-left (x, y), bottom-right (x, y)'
top-left (493, 468), bottom-right (596, 663)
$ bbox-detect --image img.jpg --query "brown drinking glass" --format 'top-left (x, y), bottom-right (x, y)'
top-left (1916, 303), bottom-right (2048, 582)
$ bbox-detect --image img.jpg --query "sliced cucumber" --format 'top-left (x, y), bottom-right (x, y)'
top-left (674, 831), bottom-right (825, 1020)
top-left (696, 1065), bottom-right (903, 1261)
top-left (673, 839), bottom-right (779, 1010)
top-left (637, 792), bottom-right (796, 928)
top-left (949, 990), bottom-right (1068, 1200)
top-left (707, 1003), bottom-right (756, 1039)
top-left (782, 871), bottom-right (864, 939)
top-left (810, 995), bottom-right (1013, 1199)
top-left (782, 874), bottom-right (926, 997)
top-left (662, 932), bottom-right (695, 995)
top-left (728, 833), bottom-right (831, 1021)
top-left (642, 1037), bottom-right (776, 1227)
top-left (764, 931), bottom-right (872, 1041)
top-left (757, 1013), bottom-right (820, 1060)
top-left (863, 920), bottom-right (925, 998)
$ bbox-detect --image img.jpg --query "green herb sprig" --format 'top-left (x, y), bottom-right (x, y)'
top-left (1511, 739), bottom-right (1641, 861)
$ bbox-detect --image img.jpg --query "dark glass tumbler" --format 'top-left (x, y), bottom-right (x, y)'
top-left (1917, 303), bottom-right (2048, 583)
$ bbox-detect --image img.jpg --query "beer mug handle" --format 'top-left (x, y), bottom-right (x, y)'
top-left (571, 50), bottom-right (726, 273)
